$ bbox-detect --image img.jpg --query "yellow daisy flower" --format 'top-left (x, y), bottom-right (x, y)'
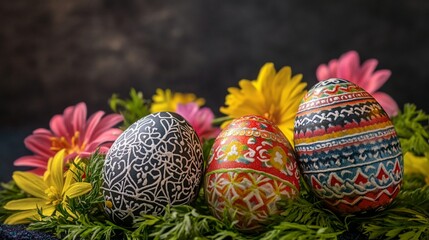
top-left (150, 88), bottom-right (205, 112)
top-left (404, 152), bottom-right (429, 185)
top-left (220, 63), bottom-right (307, 145)
top-left (4, 149), bottom-right (92, 224)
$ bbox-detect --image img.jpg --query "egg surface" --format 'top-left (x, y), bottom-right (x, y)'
top-left (294, 78), bottom-right (403, 214)
top-left (102, 112), bottom-right (203, 226)
top-left (205, 115), bottom-right (300, 231)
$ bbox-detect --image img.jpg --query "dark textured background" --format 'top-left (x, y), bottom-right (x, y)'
top-left (1, 0), bottom-right (429, 182)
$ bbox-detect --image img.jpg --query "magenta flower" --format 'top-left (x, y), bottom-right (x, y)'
top-left (176, 103), bottom-right (221, 142)
top-left (316, 50), bottom-right (399, 116)
top-left (14, 102), bottom-right (123, 175)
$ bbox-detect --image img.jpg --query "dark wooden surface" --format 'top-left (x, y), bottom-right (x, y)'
top-left (1, 0), bottom-right (429, 182)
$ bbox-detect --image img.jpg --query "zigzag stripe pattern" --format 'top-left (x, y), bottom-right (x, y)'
top-left (301, 79), bottom-right (363, 102)
top-left (294, 78), bottom-right (404, 214)
top-left (295, 101), bottom-right (389, 134)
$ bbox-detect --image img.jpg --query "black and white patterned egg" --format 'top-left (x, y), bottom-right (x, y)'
top-left (102, 112), bottom-right (204, 226)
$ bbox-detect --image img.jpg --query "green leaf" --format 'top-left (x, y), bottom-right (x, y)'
top-left (109, 88), bottom-right (151, 129)
top-left (0, 180), bottom-right (28, 222)
top-left (202, 138), bottom-right (215, 168)
top-left (392, 103), bottom-right (429, 156)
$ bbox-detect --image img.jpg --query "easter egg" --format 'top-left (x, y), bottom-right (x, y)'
top-left (205, 115), bottom-right (300, 231)
top-left (102, 112), bottom-right (204, 226)
top-left (294, 78), bottom-right (403, 214)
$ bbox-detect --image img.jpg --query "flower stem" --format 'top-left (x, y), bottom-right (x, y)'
top-left (212, 116), bottom-right (232, 126)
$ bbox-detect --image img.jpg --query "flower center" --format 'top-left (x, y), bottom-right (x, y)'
top-left (50, 131), bottom-right (86, 155)
top-left (45, 186), bottom-right (62, 206)
top-left (263, 105), bottom-right (280, 125)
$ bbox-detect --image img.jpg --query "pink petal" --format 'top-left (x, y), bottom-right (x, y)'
top-left (28, 168), bottom-right (47, 175)
top-left (366, 70), bottom-right (391, 93)
top-left (14, 155), bottom-right (48, 168)
top-left (91, 114), bottom-right (123, 139)
top-left (177, 103), bottom-right (199, 118)
top-left (85, 129), bottom-right (123, 150)
top-left (77, 151), bottom-right (94, 159)
top-left (98, 146), bottom-right (110, 154)
top-left (71, 102), bottom-right (87, 133)
top-left (176, 103), bottom-right (200, 126)
top-left (33, 128), bottom-right (52, 135)
top-left (62, 105), bottom-right (76, 135)
top-left (356, 59), bottom-right (378, 88)
top-left (200, 127), bottom-right (221, 140)
top-left (316, 64), bottom-right (331, 81)
top-left (338, 51), bottom-right (360, 82)
top-left (80, 145), bottom-right (112, 156)
top-left (371, 92), bottom-right (399, 117)
top-left (83, 111), bottom-right (105, 143)
top-left (49, 115), bottom-right (70, 138)
top-left (65, 152), bottom-right (78, 161)
top-left (176, 103), bottom-right (220, 141)
top-left (24, 135), bottom-right (55, 158)
top-left (327, 59), bottom-right (338, 75)
top-left (196, 108), bottom-right (215, 131)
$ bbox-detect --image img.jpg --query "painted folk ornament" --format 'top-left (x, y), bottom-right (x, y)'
top-left (102, 112), bottom-right (204, 226)
top-left (205, 115), bottom-right (300, 231)
top-left (294, 78), bottom-right (403, 214)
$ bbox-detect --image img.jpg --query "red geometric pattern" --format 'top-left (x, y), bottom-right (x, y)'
top-left (205, 171), bottom-right (298, 231)
top-left (294, 79), bottom-right (404, 215)
top-left (205, 115), bottom-right (300, 231)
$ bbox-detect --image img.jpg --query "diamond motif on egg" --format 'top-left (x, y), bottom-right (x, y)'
top-left (205, 115), bottom-right (300, 231)
top-left (294, 78), bottom-right (403, 214)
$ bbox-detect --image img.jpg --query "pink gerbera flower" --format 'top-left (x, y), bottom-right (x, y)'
top-left (316, 50), bottom-right (399, 116)
top-left (176, 103), bottom-right (221, 142)
top-left (14, 102), bottom-right (123, 175)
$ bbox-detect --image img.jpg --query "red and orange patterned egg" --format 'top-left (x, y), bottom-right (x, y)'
top-left (294, 78), bottom-right (403, 214)
top-left (205, 115), bottom-right (300, 231)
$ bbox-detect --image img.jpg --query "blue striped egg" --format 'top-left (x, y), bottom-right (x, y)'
top-left (294, 78), bottom-right (403, 214)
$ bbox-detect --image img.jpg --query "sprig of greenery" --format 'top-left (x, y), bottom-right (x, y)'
top-left (402, 173), bottom-right (427, 190)
top-left (58, 214), bottom-right (131, 240)
top-left (29, 211), bottom-right (132, 240)
top-left (361, 207), bottom-right (429, 240)
top-left (392, 103), bottom-right (429, 156)
top-left (0, 180), bottom-right (28, 222)
top-left (260, 222), bottom-right (342, 240)
top-left (274, 198), bottom-right (345, 231)
top-left (131, 205), bottom-right (229, 240)
top-left (68, 152), bottom-right (106, 215)
top-left (202, 138), bottom-right (215, 168)
top-left (109, 88), bottom-right (151, 129)
top-left (259, 180), bottom-right (344, 240)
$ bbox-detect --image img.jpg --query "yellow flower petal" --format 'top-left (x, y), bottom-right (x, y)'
top-left (46, 150), bottom-right (65, 192)
top-left (42, 205), bottom-right (56, 216)
top-left (151, 88), bottom-right (205, 112)
top-left (404, 152), bottom-right (429, 184)
top-left (62, 157), bottom-right (84, 195)
top-left (4, 209), bottom-right (40, 225)
top-left (13, 172), bottom-right (48, 199)
top-left (278, 123), bottom-right (295, 146)
top-left (151, 89), bottom-right (172, 112)
top-left (4, 205), bottom-right (56, 225)
top-left (221, 63), bottom-right (307, 145)
top-left (152, 88), bottom-right (171, 102)
top-left (4, 198), bottom-right (48, 210)
top-left (63, 182), bottom-right (92, 199)
top-left (173, 92), bottom-right (205, 107)
top-left (255, 63), bottom-right (276, 92)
